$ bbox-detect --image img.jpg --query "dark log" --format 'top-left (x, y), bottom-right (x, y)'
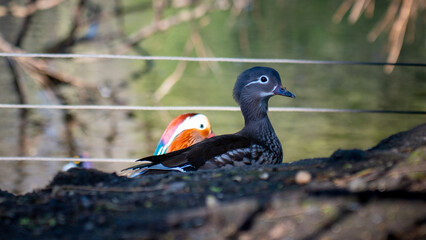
top-left (0, 124), bottom-right (425, 239)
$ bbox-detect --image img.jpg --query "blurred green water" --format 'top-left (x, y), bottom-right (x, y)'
top-left (125, 0), bottom-right (425, 162)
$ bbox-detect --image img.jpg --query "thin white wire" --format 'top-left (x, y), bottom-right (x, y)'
top-left (0, 52), bottom-right (357, 63)
top-left (0, 52), bottom-right (301, 62)
top-left (0, 104), bottom-right (424, 114)
top-left (0, 104), bottom-right (239, 111)
top-left (1, 52), bottom-right (425, 66)
top-left (0, 156), bottom-right (136, 163)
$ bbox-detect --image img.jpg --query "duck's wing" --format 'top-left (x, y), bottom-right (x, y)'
top-left (122, 134), bottom-right (254, 177)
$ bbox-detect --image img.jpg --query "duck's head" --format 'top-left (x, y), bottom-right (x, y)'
top-left (233, 66), bottom-right (295, 106)
top-left (154, 113), bottom-right (214, 155)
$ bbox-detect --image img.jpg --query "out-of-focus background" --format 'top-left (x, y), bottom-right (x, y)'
top-left (0, 0), bottom-right (424, 194)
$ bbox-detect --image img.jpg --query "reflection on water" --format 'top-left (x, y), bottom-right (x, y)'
top-left (0, 0), bottom-right (424, 194)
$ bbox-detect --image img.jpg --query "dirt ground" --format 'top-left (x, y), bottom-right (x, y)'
top-left (1, 124), bottom-right (425, 240)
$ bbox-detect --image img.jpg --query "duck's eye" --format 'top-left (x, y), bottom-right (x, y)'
top-left (260, 75), bottom-right (268, 83)
top-left (200, 124), bottom-right (205, 129)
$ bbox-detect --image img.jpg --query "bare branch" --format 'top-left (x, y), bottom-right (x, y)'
top-left (367, 0), bottom-right (400, 42)
top-left (333, 0), bottom-right (356, 23)
top-left (153, 38), bottom-right (193, 102)
top-left (0, 34), bottom-right (92, 88)
top-left (191, 30), bottom-right (220, 73)
top-left (115, 2), bottom-right (213, 54)
top-left (8, 0), bottom-right (67, 18)
top-left (334, 0), bottom-right (425, 73)
top-left (385, 0), bottom-right (414, 73)
top-left (348, 0), bottom-right (369, 23)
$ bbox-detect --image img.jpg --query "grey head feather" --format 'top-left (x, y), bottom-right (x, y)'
top-left (233, 66), bottom-right (282, 105)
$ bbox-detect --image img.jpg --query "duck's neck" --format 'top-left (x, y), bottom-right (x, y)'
top-left (238, 97), bottom-right (283, 163)
top-left (239, 97), bottom-right (275, 139)
top-left (240, 96), bottom-right (269, 123)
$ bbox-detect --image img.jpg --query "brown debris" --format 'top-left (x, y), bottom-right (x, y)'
top-left (295, 170), bottom-right (312, 185)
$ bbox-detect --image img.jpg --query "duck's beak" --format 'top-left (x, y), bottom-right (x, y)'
top-left (274, 86), bottom-right (296, 99)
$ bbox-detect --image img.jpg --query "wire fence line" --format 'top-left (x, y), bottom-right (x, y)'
top-left (0, 157), bottom-right (136, 163)
top-left (1, 52), bottom-right (426, 66)
top-left (0, 104), bottom-right (239, 112)
top-left (0, 103), bottom-right (423, 164)
top-left (0, 52), bottom-right (424, 164)
top-left (0, 104), bottom-right (425, 114)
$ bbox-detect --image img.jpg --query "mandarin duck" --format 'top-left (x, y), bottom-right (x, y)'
top-left (122, 66), bottom-right (295, 176)
top-left (154, 113), bottom-right (215, 155)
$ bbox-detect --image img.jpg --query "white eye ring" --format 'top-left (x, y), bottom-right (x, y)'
top-left (259, 75), bottom-right (269, 83)
top-left (244, 75), bottom-right (270, 88)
